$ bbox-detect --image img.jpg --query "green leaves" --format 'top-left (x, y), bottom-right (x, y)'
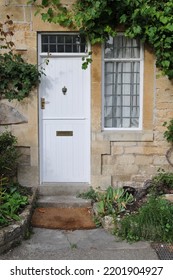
top-left (0, 52), bottom-right (41, 101)
top-left (117, 196), bottom-right (173, 242)
top-left (163, 119), bottom-right (173, 144)
top-left (31, 0), bottom-right (173, 79)
top-left (0, 185), bottom-right (29, 227)
top-left (0, 16), bottom-right (43, 101)
top-left (0, 131), bottom-right (21, 179)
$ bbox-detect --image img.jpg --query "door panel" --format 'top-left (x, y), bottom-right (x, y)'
top-left (42, 120), bottom-right (89, 182)
top-left (40, 58), bottom-right (87, 119)
top-left (39, 56), bottom-right (90, 183)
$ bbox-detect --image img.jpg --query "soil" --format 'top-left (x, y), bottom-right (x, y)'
top-left (31, 207), bottom-right (96, 230)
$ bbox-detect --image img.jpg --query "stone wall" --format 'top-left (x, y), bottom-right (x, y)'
top-left (91, 44), bottom-right (173, 189)
top-left (0, 0), bottom-right (173, 189)
top-left (0, 0), bottom-right (38, 187)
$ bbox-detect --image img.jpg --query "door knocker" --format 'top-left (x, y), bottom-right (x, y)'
top-left (62, 86), bottom-right (67, 95)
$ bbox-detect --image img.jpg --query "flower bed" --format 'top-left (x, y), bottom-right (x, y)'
top-left (0, 187), bottom-right (38, 254)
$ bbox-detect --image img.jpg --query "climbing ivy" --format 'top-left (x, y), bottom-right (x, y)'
top-left (30, 0), bottom-right (173, 79)
top-left (0, 16), bottom-right (43, 101)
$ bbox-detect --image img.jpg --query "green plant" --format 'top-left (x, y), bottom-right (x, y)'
top-left (150, 168), bottom-right (173, 195)
top-left (77, 186), bottom-right (98, 201)
top-left (116, 196), bottom-right (173, 243)
top-left (0, 130), bottom-right (21, 180)
top-left (0, 184), bottom-right (29, 227)
top-left (0, 52), bottom-right (42, 101)
top-left (31, 0), bottom-right (173, 79)
top-left (96, 186), bottom-right (134, 217)
top-left (163, 120), bottom-right (173, 144)
top-left (0, 16), bottom-right (43, 101)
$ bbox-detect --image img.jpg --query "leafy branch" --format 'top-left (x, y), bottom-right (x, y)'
top-left (0, 15), bottom-right (43, 101)
top-left (30, 0), bottom-right (173, 79)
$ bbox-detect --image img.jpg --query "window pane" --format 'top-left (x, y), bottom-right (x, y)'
top-left (42, 35), bottom-right (48, 43)
top-left (42, 45), bottom-right (48, 52)
top-left (104, 36), bottom-right (142, 129)
top-left (49, 45), bottom-right (56, 52)
top-left (50, 36), bottom-right (56, 43)
top-left (104, 35), bottom-right (140, 59)
top-left (65, 45), bottom-right (72, 52)
top-left (41, 34), bottom-right (87, 53)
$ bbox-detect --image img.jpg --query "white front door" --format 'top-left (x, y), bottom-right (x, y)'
top-left (39, 35), bottom-right (90, 183)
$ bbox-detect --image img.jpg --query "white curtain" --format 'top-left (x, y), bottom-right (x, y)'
top-left (104, 36), bottom-right (140, 128)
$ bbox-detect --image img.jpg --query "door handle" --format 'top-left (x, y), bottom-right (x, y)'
top-left (41, 97), bottom-right (45, 109)
top-left (41, 98), bottom-right (50, 109)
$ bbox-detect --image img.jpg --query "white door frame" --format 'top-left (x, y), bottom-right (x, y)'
top-left (38, 33), bottom-right (91, 184)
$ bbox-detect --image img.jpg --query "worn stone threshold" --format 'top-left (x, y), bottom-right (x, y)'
top-left (37, 195), bottom-right (92, 208)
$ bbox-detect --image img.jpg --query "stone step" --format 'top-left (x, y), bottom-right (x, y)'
top-left (38, 183), bottom-right (90, 196)
top-left (37, 195), bottom-right (92, 208)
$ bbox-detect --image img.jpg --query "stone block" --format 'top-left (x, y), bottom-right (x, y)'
top-left (92, 141), bottom-right (110, 155)
top-left (153, 155), bottom-right (167, 166)
top-left (1, 6), bottom-right (25, 22)
top-left (4, 225), bottom-right (20, 242)
top-left (25, 6), bottom-right (32, 22)
top-left (18, 146), bottom-right (31, 166)
top-left (113, 164), bottom-right (139, 175)
top-left (17, 166), bottom-right (39, 187)
top-left (125, 146), bottom-right (165, 155)
top-left (114, 155), bottom-right (135, 165)
top-left (102, 155), bottom-right (113, 165)
top-left (111, 144), bottom-right (124, 155)
top-left (10, 0), bottom-right (29, 4)
top-left (11, 123), bottom-right (29, 146)
top-left (135, 155), bottom-right (153, 165)
top-left (30, 147), bottom-right (38, 166)
top-left (112, 175), bottom-right (132, 186)
top-left (101, 215), bottom-right (115, 232)
top-left (91, 155), bottom-right (101, 175)
top-left (91, 175), bottom-right (112, 189)
top-left (102, 165), bottom-right (114, 175)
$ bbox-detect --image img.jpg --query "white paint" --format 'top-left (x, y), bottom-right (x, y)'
top-left (39, 52), bottom-right (90, 183)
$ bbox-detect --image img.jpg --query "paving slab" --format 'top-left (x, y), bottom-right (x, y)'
top-left (0, 228), bottom-right (158, 260)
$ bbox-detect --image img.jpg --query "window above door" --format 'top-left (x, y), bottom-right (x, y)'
top-left (41, 33), bottom-right (87, 53)
top-left (103, 34), bottom-right (144, 130)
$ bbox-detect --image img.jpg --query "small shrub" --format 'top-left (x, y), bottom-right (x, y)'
top-left (116, 196), bottom-right (173, 243)
top-left (0, 130), bottom-right (21, 180)
top-left (96, 186), bottom-right (134, 217)
top-left (163, 120), bottom-right (173, 144)
top-left (150, 168), bottom-right (173, 194)
top-left (79, 186), bottom-right (134, 217)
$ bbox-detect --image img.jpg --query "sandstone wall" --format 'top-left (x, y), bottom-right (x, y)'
top-left (0, 0), bottom-right (38, 186)
top-left (91, 44), bottom-right (173, 188)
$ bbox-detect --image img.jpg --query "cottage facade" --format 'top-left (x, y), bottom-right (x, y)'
top-left (0, 0), bottom-right (173, 189)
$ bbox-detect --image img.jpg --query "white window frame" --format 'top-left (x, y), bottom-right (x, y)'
top-left (38, 32), bottom-right (90, 57)
top-left (102, 34), bottom-right (144, 131)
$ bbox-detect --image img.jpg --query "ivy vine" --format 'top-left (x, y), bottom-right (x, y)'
top-left (31, 0), bottom-right (173, 79)
top-left (0, 16), bottom-right (43, 101)
top-left (0, 52), bottom-right (42, 101)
